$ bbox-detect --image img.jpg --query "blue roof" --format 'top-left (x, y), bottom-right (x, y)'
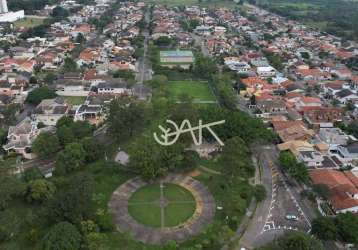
top-left (160, 50), bottom-right (193, 57)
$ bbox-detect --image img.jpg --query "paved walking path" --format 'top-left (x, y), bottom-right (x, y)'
top-left (108, 173), bottom-right (215, 245)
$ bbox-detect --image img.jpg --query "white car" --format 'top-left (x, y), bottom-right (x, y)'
top-left (285, 214), bottom-right (298, 221)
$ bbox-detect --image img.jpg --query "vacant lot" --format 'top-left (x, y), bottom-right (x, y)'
top-left (14, 17), bottom-right (45, 29)
top-left (168, 81), bottom-right (216, 103)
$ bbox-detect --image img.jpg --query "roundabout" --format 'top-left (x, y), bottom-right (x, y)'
top-left (108, 173), bottom-right (215, 244)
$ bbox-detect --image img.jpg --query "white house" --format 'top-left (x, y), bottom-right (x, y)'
top-left (257, 66), bottom-right (276, 78)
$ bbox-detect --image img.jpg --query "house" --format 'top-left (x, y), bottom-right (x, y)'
top-left (336, 142), bottom-right (358, 163)
top-left (256, 99), bottom-right (286, 118)
top-left (256, 66), bottom-right (276, 78)
top-left (295, 96), bottom-right (322, 109)
top-left (310, 169), bottom-right (358, 214)
top-left (224, 57), bottom-right (251, 74)
top-left (74, 95), bottom-right (114, 124)
top-left (32, 98), bottom-right (69, 126)
top-left (94, 80), bottom-right (132, 95)
top-left (3, 118), bottom-right (39, 159)
top-left (272, 120), bottom-right (314, 142)
top-left (277, 140), bottom-right (314, 156)
top-left (319, 127), bottom-right (349, 152)
top-left (303, 107), bottom-right (343, 127)
top-left (335, 89), bottom-right (358, 104)
top-left (159, 50), bottom-right (194, 69)
top-left (297, 150), bottom-right (324, 167)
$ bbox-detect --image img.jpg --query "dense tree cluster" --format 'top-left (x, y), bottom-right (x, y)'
top-left (26, 86), bottom-right (57, 105)
top-left (312, 213), bottom-right (358, 244)
top-left (257, 231), bottom-right (324, 250)
top-left (108, 97), bottom-right (150, 141)
top-left (278, 151), bottom-right (309, 183)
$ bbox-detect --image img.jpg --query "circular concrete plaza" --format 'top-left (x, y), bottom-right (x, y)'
top-left (108, 173), bottom-right (215, 245)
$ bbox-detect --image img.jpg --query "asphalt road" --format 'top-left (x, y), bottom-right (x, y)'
top-left (136, 8), bottom-right (152, 84)
top-left (239, 145), bottom-right (313, 249)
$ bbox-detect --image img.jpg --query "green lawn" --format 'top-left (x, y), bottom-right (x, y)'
top-left (63, 96), bottom-right (86, 106)
top-left (128, 183), bottom-right (196, 228)
top-left (164, 202), bottom-right (196, 227)
top-left (128, 203), bottom-right (162, 227)
top-left (164, 183), bottom-right (194, 201)
top-left (129, 183), bottom-right (161, 203)
top-left (14, 17), bottom-right (45, 29)
top-left (168, 81), bottom-right (216, 102)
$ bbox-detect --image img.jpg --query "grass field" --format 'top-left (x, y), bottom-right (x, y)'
top-left (128, 183), bottom-right (196, 228)
top-left (13, 17), bottom-right (45, 29)
top-left (63, 96), bottom-right (86, 106)
top-left (168, 81), bottom-right (216, 102)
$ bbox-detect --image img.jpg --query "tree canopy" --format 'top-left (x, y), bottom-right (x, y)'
top-left (26, 87), bottom-right (57, 105)
top-left (128, 137), bottom-right (184, 180)
top-left (108, 97), bottom-right (150, 141)
top-left (41, 222), bottom-right (81, 250)
top-left (32, 132), bottom-right (60, 158)
top-left (55, 143), bottom-right (86, 175)
top-left (219, 136), bottom-right (254, 178)
top-left (25, 179), bottom-right (56, 203)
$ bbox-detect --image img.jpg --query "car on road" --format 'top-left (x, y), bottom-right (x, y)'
top-left (285, 214), bottom-right (298, 221)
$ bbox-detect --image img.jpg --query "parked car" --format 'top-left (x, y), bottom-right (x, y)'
top-left (285, 214), bottom-right (298, 221)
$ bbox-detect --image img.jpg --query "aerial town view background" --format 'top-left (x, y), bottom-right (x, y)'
top-left (0, 0), bottom-right (358, 249)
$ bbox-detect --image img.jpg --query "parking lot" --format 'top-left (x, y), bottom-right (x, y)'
top-left (261, 164), bottom-right (311, 234)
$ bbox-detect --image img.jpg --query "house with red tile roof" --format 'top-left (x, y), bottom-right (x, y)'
top-left (310, 169), bottom-right (358, 213)
top-left (302, 107), bottom-right (343, 127)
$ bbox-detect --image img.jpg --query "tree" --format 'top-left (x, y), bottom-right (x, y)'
top-left (254, 184), bottom-right (266, 202)
top-left (108, 97), bottom-right (149, 141)
top-left (32, 132), bottom-right (60, 158)
top-left (25, 179), bottom-right (56, 203)
top-left (51, 6), bottom-right (69, 18)
top-left (2, 103), bottom-right (21, 126)
top-left (43, 72), bottom-right (56, 85)
top-left (279, 151), bottom-right (297, 170)
top-left (0, 176), bottom-right (25, 210)
top-left (0, 210), bottom-right (21, 243)
top-left (279, 151), bottom-right (309, 183)
top-left (85, 233), bottom-right (107, 250)
top-left (55, 143), bottom-right (86, 175)
top-left (56, 125), bottom-right (76, 146)
top-left (81, 137), bottom-right (103, 163)
top-left (75, 33), bottom-right (86, 44)
top-left (62, 57), bottom-right (78, 72)
top-left (48, 173), bottom-right (94, 224)
top-left (335, 212), bottom-right (358, 244)
top-left (112, 69), bottom-right (135, 80)
top-left (0, 128), bottom-right (6, 145)
top-left (26, 86), bottom-right (57, 105)
top-left (312, 184), bottom-right (331, 200)
top-left (41, 222), bottom-right (81, 250)
top-left (23, 167), bottom-right (43, 182)
top-left (311, 217), bottom-right (337, 241)
top-left (219, 136), bottom-right (254, 178)
top-left (128, 137), bottom-right (184, 180)
top-left (199, 106), bottom-right (275, 144)
top-left (56, 118), bottom-right (93, 146)
top-left (154, 36), bottom-right (175, 47)
top-left (193, 54), bottom-right (218, 79)
top-left (257, 231), bottom-right (324, 250)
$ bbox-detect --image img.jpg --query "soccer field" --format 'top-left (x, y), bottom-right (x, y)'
top-left (168, 81), bottom-right (216, 103)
